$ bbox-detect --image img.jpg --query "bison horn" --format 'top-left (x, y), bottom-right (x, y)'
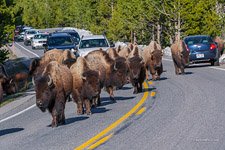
top-left (47, 75), bottom-right (53, 87)
top-left (114, 63), bottom-right (118, 71)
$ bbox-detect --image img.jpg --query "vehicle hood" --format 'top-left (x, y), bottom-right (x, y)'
top-left (78, 47), bottom-right (109, 57)
top-left (32, 39), bottom-right (47, 42)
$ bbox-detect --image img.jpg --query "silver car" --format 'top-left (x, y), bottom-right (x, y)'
top-left (31, 33), bottom-right (49, 49)
top-left (77, 35), bottom-right (111, 57)
top-left (24, 29), bottom-right (39, 46)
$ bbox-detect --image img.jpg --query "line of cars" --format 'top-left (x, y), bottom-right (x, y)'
top-left (14, 26), bottom-right (114, 57)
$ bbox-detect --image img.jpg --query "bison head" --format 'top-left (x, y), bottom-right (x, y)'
top-left (81, 70), bottom-right (101, 100)
top-left (110, 57), bottom-right (129, 89)
top-left (3, 78), bottom-right (16, 95)
top-left (128, 57), bottom-right (144, 85)
top-left (34, 75), bottom-right (55, 112)
top-left (151, 50), bottom-right (163, 70)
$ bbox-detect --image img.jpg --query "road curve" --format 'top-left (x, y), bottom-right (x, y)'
top-left (1, 42), bottom-right (225, 150)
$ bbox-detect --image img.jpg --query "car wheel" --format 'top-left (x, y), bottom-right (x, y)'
top-left (211, 59), bottom-right (219, 66)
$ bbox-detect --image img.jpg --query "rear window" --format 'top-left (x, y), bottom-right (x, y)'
top-left (79, 39), bottom-right (109, 49)
top-left (184, 36), bottom-right (213, 45)
top-left (48, 36), bottom-right (74, 46)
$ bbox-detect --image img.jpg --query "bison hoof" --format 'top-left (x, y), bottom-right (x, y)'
top-left (133, 90), bottom-right (138, 94)
top-left (110, 97), bottom-right (116, 103)
top-left (86, 111), bottom-right (92, 115)
top-left (77, 110), bottom-right (83, 115)
top-left (51, 122), bottom-right (58, 128)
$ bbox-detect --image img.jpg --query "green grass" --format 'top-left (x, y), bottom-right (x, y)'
top-left (0, 92), bottom-right (24, 107)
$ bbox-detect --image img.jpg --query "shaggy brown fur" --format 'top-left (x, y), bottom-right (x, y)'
top-left (34, 61), bottom-right (73, 127)
top-left (70, 57), bottom-right (100, 115)
top-left (171, 40), bottom-right (189, 75)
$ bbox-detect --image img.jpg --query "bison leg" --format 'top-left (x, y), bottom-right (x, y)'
top-left (84, 99), bottom-right (92, 115)
top-left (51, 110), bottom-right (58, 127)
top-left (54, 99), bottom-right (66, 126)
top-left (133, 83), bottom-right (138, 94)
top-left (137, 82), bottom-right (143, 93)
top-left (145, 68), bottom-right (149, 80)
top-left (106, 86), bottom-right (116, 103)
top-left (76, 100), bottom-right (84, 115)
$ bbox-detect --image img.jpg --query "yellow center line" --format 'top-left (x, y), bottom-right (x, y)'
top-left (74, 82), bottom-right (149, 150)
top-left (87, 133), bottom-right (114, 150)
top-left (135, 107), bottom-right (146, 116)
top-left (150, 91), bottom-right (156, 97)
top-left (148, 81), bottom-right (153, 85)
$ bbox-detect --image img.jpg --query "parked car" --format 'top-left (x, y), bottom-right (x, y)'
top-left (31, 33), bottom-right (49, 49)
top-left (77, 35), bottom-right (112, 57)
top-left (43, 32), bottom-right (77, 54)
top-left (57, 30), bottom-right (80, 46)
top-left (23, 29), bottom-right (39, 46)
top-left (183, 35), bottom-right (219, 66)
top-left (14, 32), bottom-right (25, 42)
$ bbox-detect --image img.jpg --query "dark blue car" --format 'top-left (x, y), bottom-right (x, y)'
top-left (44, 32), bottom-right (77, 54)
top-left (184, 35), bottom-right (219, 66)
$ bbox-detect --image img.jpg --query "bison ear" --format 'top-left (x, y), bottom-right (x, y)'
top-left (29, 58), bottom-right (41, 76)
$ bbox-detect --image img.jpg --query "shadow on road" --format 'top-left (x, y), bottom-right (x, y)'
top-left (92, 107), bottom-right (111, 114)
top-left (0, 128), bottom-right (24, 136)
top-left (100, 96), bottom-right (136, 106)
top-left (65, 116), bottom-right (89, 125)
top-left (142, 87), bottom-right (156, 93)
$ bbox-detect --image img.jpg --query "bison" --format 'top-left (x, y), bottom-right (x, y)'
top-left (214, 36), bottom-right (224, 56)
top-left (127, 56), bottom-right (146, 94)
top-left (85, 49), bottom-right (128, 103)
top-left (70, 57), bottom-right (100, 115)
top-left (142, 41), bottom-right (163, 80)
top-left (33, 61), bottom-right (73, 127)
top-left (12, 72), bottom-right (29, 91)
top-left (171, 40), bottom-right (189, 75)
top-left (29, 49), bottom-right (76, 79)
top-left (0, 74), bottom-right (16, 103)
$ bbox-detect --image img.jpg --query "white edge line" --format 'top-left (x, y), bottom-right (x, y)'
top-left (209, 67), bottom-right (225, 71)
top-left (0, 104), bottom-right (36, 123)
top-left (15, 42), bottom-right (40, 58)
top-left (0, 43), bottom-right (38, 124)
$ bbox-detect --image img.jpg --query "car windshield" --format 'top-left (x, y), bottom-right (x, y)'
top-left (48, 36), bottom-right (74, 46)
top-left (34, 34), bottom-right (48, 39)
top-left (79, 39), bottom-right (109, 49)
top-left (184, 37), bottom-right (213, 45)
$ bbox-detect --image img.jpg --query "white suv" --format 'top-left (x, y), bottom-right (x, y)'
top-left (77, 35), bottom-right (111, 57)
top-left (24, 29), bottom-right (39, 46)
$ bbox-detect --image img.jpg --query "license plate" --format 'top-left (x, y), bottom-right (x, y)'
top-left (196, 54), bottom-right (204, 58)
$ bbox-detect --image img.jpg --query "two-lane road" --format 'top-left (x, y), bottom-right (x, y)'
top-left (1, 42), bottom-right (225, 150)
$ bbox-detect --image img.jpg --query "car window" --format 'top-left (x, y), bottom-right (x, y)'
top-left (48, 36), bottom-right (73, 46)
top-left (79, 39), bottom-right (109, 49)
top-left (185, 37), bottom-right (213, 45)
top-left (34, 34), bottom-right (48, 39)
top-left (27, 31), bottom-right (37, 34)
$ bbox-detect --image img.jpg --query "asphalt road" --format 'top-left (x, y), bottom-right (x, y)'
top-left (1, 42), bottom-right (225, 150)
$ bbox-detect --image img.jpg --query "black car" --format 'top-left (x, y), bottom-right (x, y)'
top-left (57, 30), bottom-right (80, 46)
top-left (184, 35), bottom-right (219, 66)
top-left (44, 32), bottom-right (77, 54)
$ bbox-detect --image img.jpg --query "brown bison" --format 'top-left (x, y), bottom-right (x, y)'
top-left (128, 48), bottom-right (146, 94)
top-left (12, 72), bottom-right (29, 91)
top-left (29, 49), bottom-right (76, 79)
top-left (171, 40), bottom-right (189, 75)
top-left (85, 49), bottom-right (128, 102)
top-left (0, 74), bottom-right (16, 103)
top-left (214, 36), bottom-right (224, 56)
top-left (142, 41), bottom-right (163, 80)
top-left (70, 57), bottom-right (100, 115)
top-left (33, 61), bottom-right (73, 127)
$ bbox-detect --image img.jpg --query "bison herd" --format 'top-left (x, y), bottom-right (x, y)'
top-left (0, 40), bottom-right (190, 127)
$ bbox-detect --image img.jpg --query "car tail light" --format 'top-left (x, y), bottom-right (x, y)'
top-left (210, 43), bottom-right (217, 51)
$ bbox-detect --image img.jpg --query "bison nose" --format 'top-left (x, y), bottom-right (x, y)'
top-left (36, 99), bottom-right (43, 107)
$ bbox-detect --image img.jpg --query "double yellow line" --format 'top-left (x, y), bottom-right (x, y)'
top-left (75, 81), bottom-right (154, 150)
